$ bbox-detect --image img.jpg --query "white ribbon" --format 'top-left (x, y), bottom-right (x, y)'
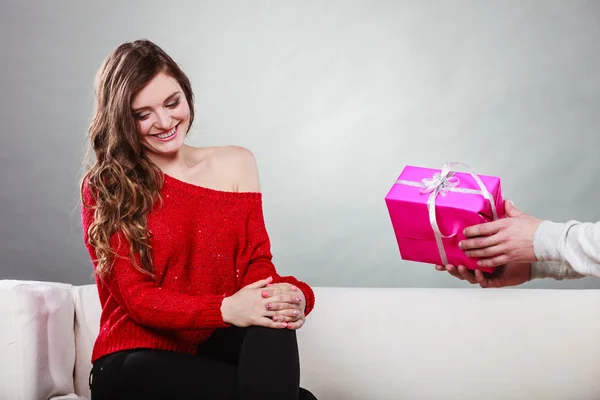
top-left (395, 162), bottom-right (498, 265)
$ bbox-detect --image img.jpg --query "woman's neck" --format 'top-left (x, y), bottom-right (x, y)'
top-left (146, 145), bottom-right (193, 176)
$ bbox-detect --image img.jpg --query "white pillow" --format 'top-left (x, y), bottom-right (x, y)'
top-left (0, 280), bottom-right (76, 400)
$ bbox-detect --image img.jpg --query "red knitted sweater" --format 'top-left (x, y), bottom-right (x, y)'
top-left (81, 173), bottom-right (315, 363)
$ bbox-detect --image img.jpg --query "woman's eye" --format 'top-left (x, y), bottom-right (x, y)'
top-left (135, 114), bottom-right (150, 120)
top-left (166, 99), bottom-right (180, 108)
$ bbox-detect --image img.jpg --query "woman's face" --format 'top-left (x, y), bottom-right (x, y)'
top-left (131, 72), bottom-right (191, 157)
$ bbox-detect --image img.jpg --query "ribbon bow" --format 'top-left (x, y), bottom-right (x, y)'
top-left (419, 170), bottom-right (460, 196)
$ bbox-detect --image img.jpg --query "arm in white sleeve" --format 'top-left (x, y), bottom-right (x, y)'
top-left (530, 261), bottom-right (585, 280)
top-left (532, 220), bottom-right (600, 278)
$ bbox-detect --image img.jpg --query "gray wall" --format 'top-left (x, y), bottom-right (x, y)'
top-left (1, 0), bottom-right (600, 289)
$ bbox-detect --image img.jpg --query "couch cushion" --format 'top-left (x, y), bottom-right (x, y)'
top-left (71, 284), bottom-right (101, 400)
top-left (297, 287), bottom-right (600, 400)
top-left (0, 280), bottom-right (76, 400)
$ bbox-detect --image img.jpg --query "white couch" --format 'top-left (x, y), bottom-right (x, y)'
top-left (2, 279), bottom-right (600, 400)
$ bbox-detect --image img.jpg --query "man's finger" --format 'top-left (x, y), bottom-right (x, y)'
top-left (460, 235), bottom-right (501, 251)
top-left (457, 265), bottom-right (477, 284)
top-left (505, 200), bottom-right (524, 218)
top-left (464, 221), bottom-right (503, 238)
top-left (474, 269), bottom-right (489, 288)
top-left (477, 255), bottom-right (509, 268)
top-left (464, 244), bottom-right (506, 259)
top-left (445, 265), bottom-right (464, 280)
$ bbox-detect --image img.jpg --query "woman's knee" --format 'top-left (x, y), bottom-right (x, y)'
top-left (244, 326), bottom-right (298, 349)
top-left (246, 325), bottom-right (297, 339)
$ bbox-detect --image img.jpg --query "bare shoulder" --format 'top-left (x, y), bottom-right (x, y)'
top-left (188, 145), bottom-right (260, 192)
top-left (215, 146), bottom-right (260, 192)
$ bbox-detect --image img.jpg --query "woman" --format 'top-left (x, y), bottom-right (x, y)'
top-left (436, 200), bottom-right (598, 287)
top-left (81, 39), bottom-right (317, 400)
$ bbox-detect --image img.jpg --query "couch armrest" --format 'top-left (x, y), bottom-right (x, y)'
top-left (72, 284), bottom-right (100, 400)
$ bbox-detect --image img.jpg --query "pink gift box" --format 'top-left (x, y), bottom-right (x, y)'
top-left (385, 163), bottom-right (506, 272)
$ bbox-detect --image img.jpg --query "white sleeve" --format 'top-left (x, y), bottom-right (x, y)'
top-left (532, 220), bottom-right (600, 278)
top-left (530, 261), bottom-right (585, 280)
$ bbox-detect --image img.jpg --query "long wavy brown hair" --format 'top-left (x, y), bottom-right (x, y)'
top-left (81, 39), bottom-right (194, 279)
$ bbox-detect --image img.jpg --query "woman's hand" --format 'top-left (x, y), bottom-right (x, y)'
top-left (459, 200), bottom-right (542, 268)
top-left (435, 262), bottom-right (532, 288)
top-left (221, 277), bottom-right (292, 329)
top-left (261, 283), bottom-right (306, 330)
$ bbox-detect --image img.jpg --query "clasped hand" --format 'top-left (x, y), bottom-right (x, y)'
top-left (221, 277), bottom-right (306, 330)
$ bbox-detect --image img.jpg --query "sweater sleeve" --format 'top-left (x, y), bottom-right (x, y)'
top-left (81, 184), bottom-right (228, 331)
top-left (533, 220), bottom-right (600, 278)
top-left (530, 261), bottom-right (585, 280)
top-left (238, 198), bottom-right (315, 316)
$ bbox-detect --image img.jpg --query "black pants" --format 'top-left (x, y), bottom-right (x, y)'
top-left (89, 326), bottom-right (317, 400)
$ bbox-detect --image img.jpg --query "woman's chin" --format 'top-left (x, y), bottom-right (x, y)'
top-left (143, 140), bottom-right (185, 158)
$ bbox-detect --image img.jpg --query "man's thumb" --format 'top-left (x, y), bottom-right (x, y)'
top-left (506, 200), bottom-right (523, 218)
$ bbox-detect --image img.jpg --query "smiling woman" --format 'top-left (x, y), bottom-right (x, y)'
top-left (80, 39), bottom-right (317, 400)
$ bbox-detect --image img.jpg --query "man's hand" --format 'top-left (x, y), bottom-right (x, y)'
top-left (435, 262), bottom-right (532, 288)
top-left (459, 200), bottom-right (542, 268)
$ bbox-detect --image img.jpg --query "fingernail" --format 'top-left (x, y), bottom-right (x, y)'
top-left (273, 316), bottom-right (278, 321)
top-left (291, 285), bottom-right (298, 291)
top-left (294, 310), bottom-right (299, 316)
top-left (261, 291), bottom-right (268, 297)
top-left (296, 297), bottom-right (301, 302)
top-left (458, 241), bottom-right (463, 249)
top-left (266, 303), bottom-right (272, 310)
top-left (266, 283), bottom-right (273, 287)
top-left (282, 322), bottom-right (288, 328)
